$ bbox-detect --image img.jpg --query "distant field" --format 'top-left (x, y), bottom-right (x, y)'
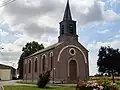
top-left (89, 76), bottom-right (120, 82)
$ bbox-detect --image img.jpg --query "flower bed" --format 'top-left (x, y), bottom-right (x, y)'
top-left (76, 80), bottom-right (119, 90)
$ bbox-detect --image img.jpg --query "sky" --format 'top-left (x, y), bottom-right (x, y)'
top-left (0, 0), bottom-right (120, 76)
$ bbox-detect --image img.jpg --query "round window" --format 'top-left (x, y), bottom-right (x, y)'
top-left (69, 48), bottom-right (76, 55)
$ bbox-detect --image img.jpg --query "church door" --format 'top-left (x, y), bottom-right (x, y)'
top-left (69, 60), bottom-right (77, 80)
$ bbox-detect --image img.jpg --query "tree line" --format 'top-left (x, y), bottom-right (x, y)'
top-left (97, 46), bottom-right (120, 83)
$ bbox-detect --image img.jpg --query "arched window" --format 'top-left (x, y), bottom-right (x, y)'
top-left (50, 57), bottom-right (53, 70)
top-left (29, 61), bottom-right (31, 73)
top-left (42, 55), bottom-right (46, 71)
top-left (24, 63), bottom-right (26, 74)
top-left (50, 52), bottom-right (53, 70)
top-left (35, 58), bottom-right (37, 72)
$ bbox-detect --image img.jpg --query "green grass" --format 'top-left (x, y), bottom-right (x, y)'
top-left (117, 83), bottom-right (120, 89)
top-left (4, 85), bottom-right (75, 90)
top-left (16, 81), bottom-right (37, 85)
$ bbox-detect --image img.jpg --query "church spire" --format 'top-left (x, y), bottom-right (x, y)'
top-left (59, 0), bottom-right (78, 42)
top-left (63, 0), bottom-right (72, 20)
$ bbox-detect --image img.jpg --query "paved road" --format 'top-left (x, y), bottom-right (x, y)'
top-left (0, 80), bottom-right (17, 86)
top-left (0, 86), bottom-right (2, 90)
top-left (0, 80), bottom-right (36, 90)
top-left (0, 80), bottom-right (19, 90)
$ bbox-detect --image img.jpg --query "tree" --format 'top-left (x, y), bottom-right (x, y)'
top-left (18, 41), bottom-right (44, 79)
top-left (97, 46), bottom-right (120, 83)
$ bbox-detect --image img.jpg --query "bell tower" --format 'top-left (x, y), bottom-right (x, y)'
top-left (58, 0), bottom-right (78, 42)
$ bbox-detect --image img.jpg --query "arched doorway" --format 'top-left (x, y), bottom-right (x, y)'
top-left (69, 60), bottom-right (77, 80)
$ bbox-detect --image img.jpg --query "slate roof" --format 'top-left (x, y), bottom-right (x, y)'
top-left (26, 42), bottom-right (63, 59)
top-left (63, 0), bottom-right (72, 20)
top-left (0, 64), bottom-right (15, 70)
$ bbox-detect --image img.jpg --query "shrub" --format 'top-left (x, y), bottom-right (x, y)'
top-left (76, 80), bottom-right (119, 90)
top-left (37, 70), bottom-right (51, 88)
top-left (12, 77), bottom-right (18, 80)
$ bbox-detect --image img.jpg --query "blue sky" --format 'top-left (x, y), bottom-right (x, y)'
top-left (0, 0), bottom-right (120, 75)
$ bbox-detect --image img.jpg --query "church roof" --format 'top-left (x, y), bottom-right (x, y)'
top-left (26, 42), bottom-right (63, 58)
top-left (63, 0), bottom-right (72, 20)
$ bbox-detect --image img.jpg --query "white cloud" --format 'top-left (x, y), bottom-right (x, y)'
top-left (106, 0), bottom-right (120, 7)
top-left (0, 34), bottom-right (57, 68)
top-left (0, 43), bottom-right (22, 68)
top-left (115, 34), bottom-right (120, 38)
top-left (97, 29), bottom-right (109, 34)
top-left (0, 29), bottom-right (8, 36)
top-left (87, 40), bottom-right (120, 75)
top-left (103, 10), bottom-right (120, 21)
top-left (0, 0), bottom-right (119, 38)
top-left (118, 30), bottom-right (120, 33)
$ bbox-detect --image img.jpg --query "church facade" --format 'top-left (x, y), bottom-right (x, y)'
top-left (23, 1), bottom-right (89, 83)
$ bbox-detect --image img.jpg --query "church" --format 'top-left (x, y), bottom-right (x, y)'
top-left (23, 0), bottom-right (89, 83)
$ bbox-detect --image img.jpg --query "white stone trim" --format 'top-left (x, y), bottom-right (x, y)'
top-left (34, 57), bottom-right (38, 61)
top-left (28, 59), bottom-right (32, 73)
top-left (34, 57), bottom-right (38, 66)
top-left (68, 59), bottom-right (79, 77)
top-left (50, 51), bottom-right (53, 57)
top-left (41, 54), bottom-right (46, 72)
top-left (57, 45), bottom-right (87, 63)
top-left (69, 48), bottom-right (76, 55)
top-left (42, 54), bottom-right (46, 59)
top-left (34, 57), bottom-right (38, 72)
top-left (28, 59), bottom-right (32, 66)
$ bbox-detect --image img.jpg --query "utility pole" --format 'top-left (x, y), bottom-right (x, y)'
top-left (0, 47), bottom-right (4, 61)
top-left (0, 28), bottom-right (4, 57)
top-left (0, 48), bottom-right (4, 50)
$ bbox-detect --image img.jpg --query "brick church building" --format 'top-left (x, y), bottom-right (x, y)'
top-left (23, 0), bottom-right (89, 83)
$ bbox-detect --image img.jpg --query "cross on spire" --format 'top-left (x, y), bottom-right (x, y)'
top-left (63, 0), bottom-right (72, 20)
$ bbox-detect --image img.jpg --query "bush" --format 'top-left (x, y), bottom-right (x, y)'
top-left (76, 80), bottom-right (119, 90)
top-left (37, 70), bottom-right (51, 88)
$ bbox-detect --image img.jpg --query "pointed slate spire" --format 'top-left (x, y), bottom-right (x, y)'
top-left (63, 0), bottom-right (72, 20)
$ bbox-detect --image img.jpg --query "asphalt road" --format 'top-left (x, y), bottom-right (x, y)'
top-left (0, 80), bottom-right (36, 90)
top-left (0, 80), bottom-right (17, 86)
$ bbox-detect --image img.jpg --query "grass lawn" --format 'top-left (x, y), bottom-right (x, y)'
top-left (117, 83), bottom-right (120, 89)
top-left (4, 85), bottom-right (75, 90)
